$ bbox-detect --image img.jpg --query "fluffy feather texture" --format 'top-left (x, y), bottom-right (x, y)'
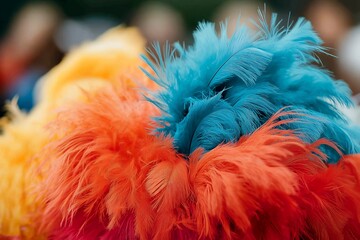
top-left (36, 84), bottom-right (360, 239)
top-left (36, 86), bottom-right (162, 238)
top-left (143, 12), bottom-right (360, 162)
top-left (293, 154), bottom-right (360, 240)
top-left (6, 12), bottom-right (360, 240)
top-left (0, 27), bottom-right (147, 237)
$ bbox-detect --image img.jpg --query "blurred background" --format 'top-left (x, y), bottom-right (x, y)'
top-left (1, 0), bottom-right (360, 115)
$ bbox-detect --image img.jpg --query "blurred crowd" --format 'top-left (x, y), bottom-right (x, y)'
top-left (0, 0), bottom-right (360, 115)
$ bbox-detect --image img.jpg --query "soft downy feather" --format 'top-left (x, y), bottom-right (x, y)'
top-left (36, 91), bottom-right (360, 239)
top-left (36, 84), bottom-right (194, 240)
top-left (31, 11), bottom-right (360, 240)
top-left (36, 86), bottom-right (158, 238)
top-left (188, 111), bottom-right (313, 239)
top-left (174, 94), bottom-right (240, 154)
top-left (189, 111), bottom-right (360, 239)
top-left (142, 11), bottom-right (359, 162)
top-left (280, 152), bottom-right (360, 240)
top-left (0, 27), bottom-right (147, 238)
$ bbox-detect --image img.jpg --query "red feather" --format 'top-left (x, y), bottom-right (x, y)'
top-left (289, 154), bottom-right (360, 240)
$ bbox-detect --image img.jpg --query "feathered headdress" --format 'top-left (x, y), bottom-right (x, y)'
top-left (33, 12), bottom-right (360, 240)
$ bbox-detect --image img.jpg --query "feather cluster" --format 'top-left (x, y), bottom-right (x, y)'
top-left (36, 97), bottom-right (360, 239)
top-left (0, 27), bottom-right (147, 238)
top-left (143, 13), bottom-right (359, 162)
top-left (2, 11), bottom-right (360, 240)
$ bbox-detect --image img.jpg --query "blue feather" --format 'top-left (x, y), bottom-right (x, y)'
top-left (174, 94), bottom-right (239, 154)
top-left (225, 82), bottom-right (277, 135)
top-left (142, 11), bottom-right (360, 162)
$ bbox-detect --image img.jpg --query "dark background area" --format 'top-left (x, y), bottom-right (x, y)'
top-left (2, 0), bottom-right (360, 35)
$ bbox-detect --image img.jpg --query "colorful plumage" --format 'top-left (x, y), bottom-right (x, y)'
top-left (2, 10), bottom-right (360, 240)
top-left (36, 96), bottom-right (360, 239)
top-left (143, 12), bottom-right (359, 162)
top-left (0, 27), bottom-right (147, 237)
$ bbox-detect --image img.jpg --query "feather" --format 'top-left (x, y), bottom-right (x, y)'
top-left (37, 83), bottom-right (198, 239)
top-left (0, 27), bottom-right (148, 238)
top-left (174, 94), bottom-right (240, 154)
top-left (37, 84), bottom-right (198, 239)
top-left (142, 11), bottom-right (359, 163)
top-left (143, 21), bottom-right (272, 136)
top-left (100, 211), bottom-right (137, 240)
top-left (49, 212), bottom-right (107, 240)
top-left (49, 210), bottom-right (138, 239)
top-left (225, 82), bottom-right (277, 134)
top-left (188, 110), bottom-right (332, 239)
top-left (36, 87), bottom-right (157, 236)
top-left (145, 159), bottom-right (189, 211)
top-left (26, 11), bottom-right (360, 240)
top-left (37, 87), bottom-right (360, 239)
top-left (340, 97), bottom-right (360, 125)
top-left (145, 147), bottom-right (191, 240)
top-left (282, 154), bottom-right (360, 240)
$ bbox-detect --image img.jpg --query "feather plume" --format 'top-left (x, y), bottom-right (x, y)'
top-left (145, 158), bottom-right (192, 240)
top-left (143, 22), bottom-right (272, 137)
top-left (143, 12), bottom-right (359, 162)
top-left (174, 94), bottom-right (240, 154)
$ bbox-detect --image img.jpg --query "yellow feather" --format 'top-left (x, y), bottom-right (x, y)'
top-left (0, 27), bottom-right (146, 238)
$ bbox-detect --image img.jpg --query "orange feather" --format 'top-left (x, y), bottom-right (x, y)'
top-left (36, 94), bottom-right (360, 239)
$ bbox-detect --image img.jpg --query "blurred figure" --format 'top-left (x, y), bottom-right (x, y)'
top-left (338, 25), bottom-right (360, 94)
top-left (306, 0), bottom-right (351, 48)
top-left (131, 1), bottom-right (186, 44)
top-left (0, 2), bottom-right (63, 112)
top-left (33, 17), bottom-right (118, 104)
top-left (54, 16), bottom-right (118, 53)
top-left (305, 0), bottom-right (356, 92)
top-left (213, 0), bottom-right (264, 36)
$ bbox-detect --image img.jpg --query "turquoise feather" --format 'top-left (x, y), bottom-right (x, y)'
top-left (143, 12), bottom-right (360, 163)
